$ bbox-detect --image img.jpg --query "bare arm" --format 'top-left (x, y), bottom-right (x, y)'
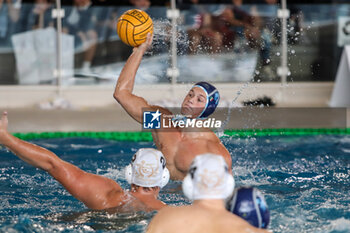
top-left (114, 33), bottom-right (155, 123)
top-left (0, 112), bottom-right (123, 210)
top-left (0, 112), bottom-right (57, 170)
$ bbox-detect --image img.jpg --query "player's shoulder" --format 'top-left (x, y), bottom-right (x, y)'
top-left (158, 205), bottom-right (182, 213)
top-left (150, 206), bottom-right (181, 225)
top-left (157, 205), bottom-right (192, 218)
top-left (204, 130), bottom-right (223, 144)
top-left (150, 105), bottom-right (173, 115)
top-left (147, 206), bottom-right (187, 233)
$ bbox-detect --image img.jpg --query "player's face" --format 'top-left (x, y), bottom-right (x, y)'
top-left (181, 87), bottom-right (207, 118)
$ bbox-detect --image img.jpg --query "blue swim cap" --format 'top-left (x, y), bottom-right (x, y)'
top-left (193, 82), bottom-right (220, 119)
top-left (226, 187), bottom-right (270, 229)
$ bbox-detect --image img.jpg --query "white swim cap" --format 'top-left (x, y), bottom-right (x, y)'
top-left (182, 153), bottom-right (234, 200)
top-left (125, 148), bottom-right (170, 188)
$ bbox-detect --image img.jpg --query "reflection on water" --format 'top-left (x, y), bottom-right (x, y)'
top-left (0, 135), bottom-right (349, 233)
top-left (47, 209), bottom-right (156, 231)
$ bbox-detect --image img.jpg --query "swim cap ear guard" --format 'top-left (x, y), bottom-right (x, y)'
top-left (182, 168), bottom-right (197, 200)
top-left (226, 187), bottom-right (270, 229)
top-left (182, 155), bottom-right (234, 201)
top-left (125, 164), bottom-right (170, 188)
top-left (125, 164), bottom-right (133, 184)
top-left (125, 149), bottom-right (170, 188)
top-left (193, 82), bottom-right (220, 119)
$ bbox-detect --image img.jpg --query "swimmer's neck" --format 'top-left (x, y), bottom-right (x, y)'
top-left (193, 199), bottom-right (226, 210)
top-left (129, 186), bottom-right (165, 210)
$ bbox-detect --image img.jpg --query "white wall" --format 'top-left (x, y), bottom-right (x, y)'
top-left (0, 82), bottom-right (334, 109)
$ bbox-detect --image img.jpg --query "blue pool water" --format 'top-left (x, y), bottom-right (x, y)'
top-left (0, 135), bottom-right (349, 233)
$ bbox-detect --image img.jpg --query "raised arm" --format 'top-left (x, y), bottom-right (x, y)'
top-left (114, 33), bottom-right (155, 123)
top-left (0, 112), bottom-right (123, 210)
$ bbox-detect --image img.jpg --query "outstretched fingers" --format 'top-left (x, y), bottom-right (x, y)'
top-left (0, 111), bottom-right (8, 131)
top-left (145, 32), bottom-right (153, 47)
top-left (137, 32), bottom-right (153, 52)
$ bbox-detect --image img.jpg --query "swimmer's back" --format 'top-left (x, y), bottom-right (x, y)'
top-left (147, 205), bottom-right (269, 233)
top-left (106, 191), bottom-right (165, 213)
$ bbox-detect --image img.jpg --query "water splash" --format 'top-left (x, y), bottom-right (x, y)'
top-left (152, 19), bottom-right (189, 56)
top-left (216, 82), bottom-right (250, 137)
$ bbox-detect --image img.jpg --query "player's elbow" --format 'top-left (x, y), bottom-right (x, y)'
top-left (45, 157), bottom-right (61, 173)
top-left (113, 91), bottom-right (120, 102)
top-left (113, 90), bottom-right (126, 104)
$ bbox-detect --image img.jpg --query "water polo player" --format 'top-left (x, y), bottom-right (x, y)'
top-left (114, 33), bottom-right (232, 180)
top-left (0, 111), bottom-right (168, 212)
top-left (146, 154), bottom-right (269, 233)
top-left (227, 187), bottom-right (270, 230)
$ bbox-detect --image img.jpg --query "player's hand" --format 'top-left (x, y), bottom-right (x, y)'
top-left (0, 111), bottom-right (9, 142)
top-left (134, 33), bottom-right (153, 53)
